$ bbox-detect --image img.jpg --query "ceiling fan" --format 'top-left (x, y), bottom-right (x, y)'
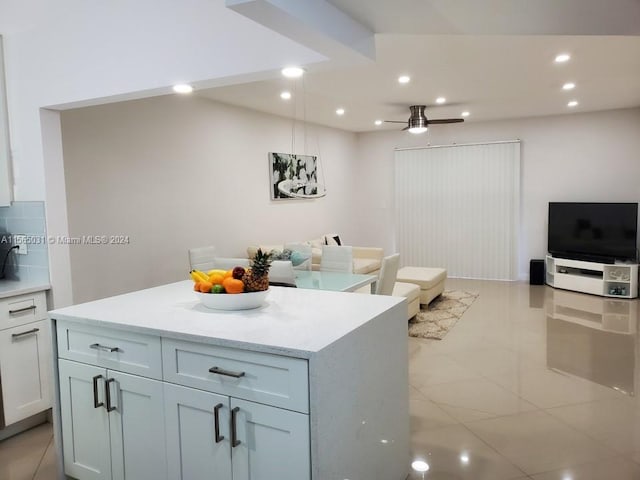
top-left (385, 105), bottom-right (464, 134)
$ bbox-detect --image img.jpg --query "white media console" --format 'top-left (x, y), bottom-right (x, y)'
top-left (546, 255), bottom-right (639, 299)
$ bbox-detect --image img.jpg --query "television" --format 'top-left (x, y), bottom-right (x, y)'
top-left (548, 202), bottom-right (638, 263)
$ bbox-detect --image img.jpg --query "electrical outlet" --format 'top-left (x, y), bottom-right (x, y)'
top-left (14, 234), bottom-right (27, 255)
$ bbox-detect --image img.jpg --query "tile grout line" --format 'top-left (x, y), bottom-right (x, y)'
top-left (31, 433), bottom-right (54, 480)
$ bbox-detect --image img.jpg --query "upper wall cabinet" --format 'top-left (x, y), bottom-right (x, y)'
top-left (0, 36), bottom-right (13, 206)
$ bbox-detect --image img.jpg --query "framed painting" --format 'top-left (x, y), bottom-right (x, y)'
top-left (269, 152), bottom-right (323, 200)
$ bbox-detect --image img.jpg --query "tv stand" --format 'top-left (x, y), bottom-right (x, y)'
top-left (546, 255), bottom-right (638, 298)
top-left (554, 252), bottom-right (616, 264)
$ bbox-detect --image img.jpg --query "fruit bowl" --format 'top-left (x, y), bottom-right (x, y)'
top-left (194, 289), bottom-right (270, 311)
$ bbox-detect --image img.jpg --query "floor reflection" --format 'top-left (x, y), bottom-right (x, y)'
top-left (410, 279), bottom-right (640, 479)
top-left (545, 288), bottom-right (639, 396)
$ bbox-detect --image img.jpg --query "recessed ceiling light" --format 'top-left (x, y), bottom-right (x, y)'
top-left (398, 75), bottom-right (411, 84)
top-left (173, 84), bottom-right (193, 94)
top-left (411, 460), bottom-right (430, 472)
top-left (336, 108), bottom-right (345, 116)
top-left (568, 100), bottom-right (579, 107)
top-left (461, 111), bottom-right (470, 117)
top-left (281, 66), bottom-right (304, 78)
top-left (374, 120), bottom-right (383, 126)
top-left (562, 82), bottom-right (576, 90)
top-left (555, 53), bottom-right (571, 63)
top-left (280, 91), bottom-right (292, 100)
top-left (435, 97), bottom-right (446, 104)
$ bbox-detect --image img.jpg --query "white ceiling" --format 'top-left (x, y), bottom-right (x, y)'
top-left (199, 0), bottom-right (640, 132)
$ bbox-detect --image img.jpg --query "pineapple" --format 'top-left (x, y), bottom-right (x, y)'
top-left (242, 248), bottom-right (272, 292)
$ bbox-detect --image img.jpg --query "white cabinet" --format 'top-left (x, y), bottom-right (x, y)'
top-left (164, 384), bottom-right (231, 480)
top-left (58, 360), bottom-right (111, 480)
top-left (58, 359), bottom-right (167, 480)
top-left (0, 290), bottom-right (50, 427)
top-left (51, 283), bottom-right (411, 479)
top-left (56, 321), bottom-right (310, 480)
top-left (230, 397), bottom-right (309, 480)
top-left (162, 338), bottom-right (310, 479)
top-left (164, 384), bottom-right (310, 480)
top-left (546, 255), bottom-right (638, 298)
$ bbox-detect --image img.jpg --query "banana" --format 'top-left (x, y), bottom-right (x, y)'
top-left (190, 270), bottom-right (209, 283)
top-left (206, 269), bottom-right (227, 277)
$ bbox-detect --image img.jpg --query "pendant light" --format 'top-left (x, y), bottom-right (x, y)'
top-left (276, 73), bottom-right (327, 199)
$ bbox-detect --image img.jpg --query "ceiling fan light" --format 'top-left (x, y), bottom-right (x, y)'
top-left (406, 105), bottom-right (428, 133)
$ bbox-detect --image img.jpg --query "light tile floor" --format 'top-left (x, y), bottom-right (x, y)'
top-left (0, 422), bottom-right (55, 480)
top-left (3, 279), bottom-right (640, 479)
top-left (407, 278), bottom-right (640, 479)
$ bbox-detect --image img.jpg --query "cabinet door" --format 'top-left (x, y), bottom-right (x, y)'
top-left (231, 398), bottom-right (310, 480)
top-left (0, 319), bottom-right (51, 425)
top-left (58, 359), bottom-right (112, 480)
top-left (107, 370), bottom-right (167, 480)
top-left (164, 383), bottom-right (232, 480)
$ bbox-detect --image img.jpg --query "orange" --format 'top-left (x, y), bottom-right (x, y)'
top-left (198, 281), bottom-right (213, 293)
top-left (208, 273), bottom-right (225, 285)
top-left (224, 269), bottom-right (234, 279)
top-left (193, 282), bottom-right (201, 292)
top-left (222, 277), bottom-right (244, 294)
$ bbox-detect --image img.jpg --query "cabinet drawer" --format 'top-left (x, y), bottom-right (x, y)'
top-left (162, 338), bottom-right (309, 413)
top-left (0, 291), bottom-right (47, 330)
top-left (56, 321), bottom-right (162, 380)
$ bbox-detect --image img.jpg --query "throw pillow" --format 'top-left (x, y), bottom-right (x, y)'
top-left (324, 233), bottom-right (342, 246)
top-left (290, 250), bottom-right (311, 267)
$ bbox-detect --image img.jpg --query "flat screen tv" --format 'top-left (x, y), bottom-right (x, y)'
top-left (548, 202), bottom-right (638, 263)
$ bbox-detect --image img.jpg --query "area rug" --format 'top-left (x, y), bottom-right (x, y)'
top-left (408, 290), bottom-right (479, 340)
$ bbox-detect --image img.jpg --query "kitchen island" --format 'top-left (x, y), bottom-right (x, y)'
top-left (49, 281), bottom-right (410, 480)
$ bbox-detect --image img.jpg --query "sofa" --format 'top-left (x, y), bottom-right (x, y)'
top-left (247, 234), bottom-right (384, 275)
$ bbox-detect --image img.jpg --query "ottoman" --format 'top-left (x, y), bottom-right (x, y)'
top-left (392, 282), bottom-right (420, 320)
top-left (396, 267), bottom-right (447, 305)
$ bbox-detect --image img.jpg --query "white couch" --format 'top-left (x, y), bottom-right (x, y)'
top-left (247, 234), bottom-right (384, 275)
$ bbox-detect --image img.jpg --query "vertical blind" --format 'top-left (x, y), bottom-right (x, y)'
top-left (394, 141), bottom-right (521, 280)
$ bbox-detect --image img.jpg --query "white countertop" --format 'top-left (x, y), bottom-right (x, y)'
top-left (0, 280), bottom-right (50, 299)
top-left (49, 281), bottom-right (404, 358)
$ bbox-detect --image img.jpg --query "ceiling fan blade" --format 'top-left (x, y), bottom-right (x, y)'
top-left (401, 126), bottom-right (410, 131)
top-left (384, 120), bottom-right (407, 124)
top-left (426, 118), bottom-right (464, 124)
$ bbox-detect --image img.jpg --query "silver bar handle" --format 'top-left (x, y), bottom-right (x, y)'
top-left (92, 375), bottom-right (104, 409)
top-left (209, 366), bottom-right (245, 378)
top-left (231, 406), bottom-right (241, 447)
top-left (9, 305), bottom-right (36, 315)
top-left (90, 343), bottom-right (119, 353)
top-left (11, 328), bottom-right (39, 339)
top-left (214, 403), bottom-right (224, 443)
top-left (105, 378), bottom-right (116, 412)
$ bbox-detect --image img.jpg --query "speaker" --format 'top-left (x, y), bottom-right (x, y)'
top-left (530, 259), bottom-right (545, 285)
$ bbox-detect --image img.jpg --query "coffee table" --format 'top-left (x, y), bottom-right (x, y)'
top-left (294, 270), bottom-right (377, 293)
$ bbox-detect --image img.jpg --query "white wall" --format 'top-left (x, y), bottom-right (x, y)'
top-left (61, 95), bottom-right (358, 303)
top-left (354, 107), bottom-right (640, 279)
top-left (4, 0), bottom-right (325, 201)
top-left (2, 0), bottom-right (326, 307)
